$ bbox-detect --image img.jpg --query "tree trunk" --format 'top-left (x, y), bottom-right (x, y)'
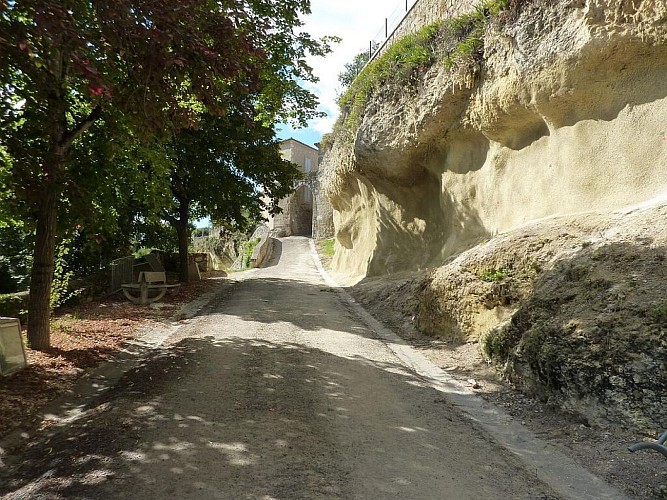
top-left (176, 202), bottom-right (191, 283)
top-left (27, 67), bottom-right (68, 350)
top-left (27, 161), bottom-right (62, 350)
top-left (24, 51), bottom-right (100, 350)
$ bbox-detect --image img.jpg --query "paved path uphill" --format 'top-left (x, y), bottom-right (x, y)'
top-left (2, 237), bottom-right (564, 499)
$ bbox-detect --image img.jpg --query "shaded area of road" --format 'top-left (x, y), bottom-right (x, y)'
top-left (0, 237), bottom-right (557, 499)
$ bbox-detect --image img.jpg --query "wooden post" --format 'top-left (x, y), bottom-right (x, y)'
top-left (385, 18), bottom-right (388, 38)
top-left (139, 272), bottom-right (149, 305)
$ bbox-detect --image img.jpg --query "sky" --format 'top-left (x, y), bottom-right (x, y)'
top-left (276, 0), bottom-right (411, 148)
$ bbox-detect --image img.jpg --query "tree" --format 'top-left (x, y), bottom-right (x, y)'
top-left (338, 43), bottom-right (379, 89)
top-left (0, 145), bottom-right (33, 292)
top-left (0, 0), bottom-right (330, 349)
top-left (161, 112), bottom-right (300, 283)
top-left (61, 115), bottom-right (174, 278)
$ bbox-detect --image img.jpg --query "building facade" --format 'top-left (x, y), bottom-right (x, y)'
top-left (268, 138), bottom-right (322, 237)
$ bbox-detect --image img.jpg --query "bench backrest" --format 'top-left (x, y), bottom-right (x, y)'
top-left (144, 253), bottom-right (166, 272)
top-left (139, 271), bottom-right (167, 284)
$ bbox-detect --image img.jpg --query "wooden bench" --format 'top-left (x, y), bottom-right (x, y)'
top-left (121, 271), bottom-right (179, 305)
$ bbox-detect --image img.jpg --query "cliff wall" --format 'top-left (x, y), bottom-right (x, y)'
top-left (322, 0), bottom-right (667, 282)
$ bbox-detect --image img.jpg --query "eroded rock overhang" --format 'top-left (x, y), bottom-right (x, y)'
top-left (320, 0), bottom-right (667, 280)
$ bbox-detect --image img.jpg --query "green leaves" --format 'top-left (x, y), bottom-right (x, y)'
top-left (337, 22), bottom-right (443, 132)
top-left (50, 234), bottom-right (78, 310)
top-left (165, 111), bottom-right (301, 227)
top-left (338, 46), bottom-right (376, 90)
top-left (443, 0), bottom-right (509, 68)
top-left (336, 0), bottom-right (511, 133)
top-left (0, 0), bottom-right (332, 342)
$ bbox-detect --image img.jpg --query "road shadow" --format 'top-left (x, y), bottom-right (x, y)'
top-left (0, 336), bottom-right (559, 499)
top-left (199, 276), bottom-right (368, 335)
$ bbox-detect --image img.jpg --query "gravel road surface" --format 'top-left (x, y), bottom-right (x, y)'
top-left (1, 237), bottom-right (560, 499)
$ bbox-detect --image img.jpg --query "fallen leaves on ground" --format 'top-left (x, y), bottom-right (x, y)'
top-left (0, 272), bottom-right (227, 441)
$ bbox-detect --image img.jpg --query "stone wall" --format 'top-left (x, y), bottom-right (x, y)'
top-left (270, 139), bottom-right (320, 236)
top-left (188, 253), bottom-right (210, 273)
top-left (270, 197), bottom-right (291, 236)
top-left (376, 0), bottom-right (479, 59)
top-left (312, 176), bottom-right (335, 241)
top-left (250, 228), bottom-right (272, 267)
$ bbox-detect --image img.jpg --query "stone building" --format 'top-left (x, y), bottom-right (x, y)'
top-left (268, 138), bottom-right (333, 239)
top-left (311, 143), bottom-right (335, 241)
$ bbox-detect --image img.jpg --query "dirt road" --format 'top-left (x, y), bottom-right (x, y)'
top-left (1, 237), bottom-right (568, 498)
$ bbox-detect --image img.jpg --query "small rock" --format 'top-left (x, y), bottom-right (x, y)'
top-left (467, 378), bottom-right (481, 389)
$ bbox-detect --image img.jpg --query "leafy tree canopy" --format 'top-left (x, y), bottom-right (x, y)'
top-left (337, 43), bottom-right (378, 89)
top-left (0, 0), bottom-right (333, 349)
top-left (161, 110), bottom-right (301, 282)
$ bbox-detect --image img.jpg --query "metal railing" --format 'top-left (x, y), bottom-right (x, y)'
top-left (365, 0), bottom-right (420, 64)
top-left (110, 255), bottom-right (134, 293)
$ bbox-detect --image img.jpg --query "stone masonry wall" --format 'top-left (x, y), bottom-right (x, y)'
top-left (312, 177), bottom-right (335, 241)
top-left (377, 0), bottom-right (479, 58)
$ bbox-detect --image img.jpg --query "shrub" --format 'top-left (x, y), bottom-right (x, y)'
top-left (242, 238), bottom-right (261, 269)
top-left (443, 0), bottom-right (509, 68)
top-left (479, 267), bottom-right (509, 282)
top-left (335, 0), bottom-right (513, 134)
top-left (0, 262), bottom-right (18, 293)
top-left (50, 236), bottom-right (80, 310)
top-left (483, 326), bottom-right (515, 361)
top-left (320, 238), bottom-right (335, 258)
top-left (650, 303), bottom-right (667, 325)
top-left (0, 292), bottom-right (28, 322)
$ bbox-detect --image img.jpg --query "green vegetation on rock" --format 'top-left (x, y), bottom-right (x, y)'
top-left (443, 0), bottom-right (509, 68)
top-left (320, 238), bottom-right (336, 259)
top-left (335, 0), bottom-right (511, 135)
top-left (479, 267), bottom-right (509, 282)
top-left (650, 302), bottom-right (667, 324)
top-left (337, 22), bottom-right (443, 132)
top-left (242, 238), bottom-right (261, 269)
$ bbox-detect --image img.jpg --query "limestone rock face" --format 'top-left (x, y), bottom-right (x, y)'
top-left (349, 201), bottom-right (667, 430)
top-left (321, 0), bottom-right (667, 281)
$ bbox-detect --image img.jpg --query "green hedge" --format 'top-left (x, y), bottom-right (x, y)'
top-left (0, 292), bottom-right (29, 323)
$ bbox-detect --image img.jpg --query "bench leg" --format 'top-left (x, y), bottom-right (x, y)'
top-left (138, 282), bottom-right (167, 305)
top-left (122, 283), bottom-right (169, 305)
top-left (140, 281), bottom-right (148, 305)
top-left (122, 288), bottom-right (143, 305)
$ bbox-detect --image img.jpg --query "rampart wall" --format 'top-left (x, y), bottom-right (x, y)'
top-left (376, 0), bottom-right (479, 59)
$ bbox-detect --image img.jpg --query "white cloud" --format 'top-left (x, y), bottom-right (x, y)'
top-left (298, 0), bottom-right (411, 137)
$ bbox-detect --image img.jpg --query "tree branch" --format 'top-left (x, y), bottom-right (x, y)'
top-left (61, 105), bottom-right (102, 150)
top-left (162, 210), bottom-right (178, 226)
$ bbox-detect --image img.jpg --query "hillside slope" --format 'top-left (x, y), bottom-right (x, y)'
top-left (351, 201), bottom-right (667, 430)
